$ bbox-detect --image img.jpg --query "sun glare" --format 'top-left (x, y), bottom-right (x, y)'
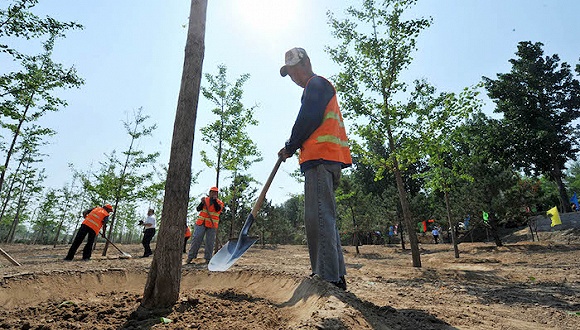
top-left (233, 0), bottom-right (303, 38)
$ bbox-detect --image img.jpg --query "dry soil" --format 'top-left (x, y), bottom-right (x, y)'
top-left (1, 228), bottom-right (579, 329)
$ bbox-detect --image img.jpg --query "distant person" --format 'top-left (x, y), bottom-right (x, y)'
top-left (184, 225), bottom-right (192, 253)
top-left (388, 225), bottom-right (394, 244)
top-left (186, 187), bottom-right (224, 264)
top-left (432, 227), bottom-right (440, 244)
top-left (138, 209), bottom-right (156, 258)
top-left (64, 204), bottom-right (113, 261)
top-left (278, 47), bottom-right (352, 290)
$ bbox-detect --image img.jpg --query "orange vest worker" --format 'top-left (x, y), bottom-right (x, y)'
top-left (195, 197), bottom-right (224, 228)
top-left (298, 77), bottom-right (352, 166)
top-left (82, 206), bottom-right (110, 234)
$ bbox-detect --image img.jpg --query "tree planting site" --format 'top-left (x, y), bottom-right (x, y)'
top-left (1, 227), bottom-right (579, 329)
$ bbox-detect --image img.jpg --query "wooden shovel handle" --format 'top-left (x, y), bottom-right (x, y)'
top-left (250, 155), bottom-right (284, 218)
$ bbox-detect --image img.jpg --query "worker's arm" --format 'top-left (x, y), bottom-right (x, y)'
top-left (211, 198), bottom-right (222, 212)
top-left (196, 199), bottom-right (204, 211)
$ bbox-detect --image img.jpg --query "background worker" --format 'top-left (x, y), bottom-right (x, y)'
top-left (64, 204), bottom-right (114, 261)
top-left (184, 225), bottom-right (192, 253)
top-left (186, 187), bottom-right (224, 264)
top-left (138, 208), bottom-right (156, 257)
top-left (278, 47), bottom-right (352, 290)
top-left (432, 226), bottom-right (440, 244)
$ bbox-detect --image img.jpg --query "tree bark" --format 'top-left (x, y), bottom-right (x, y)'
top-left (141, 0), bottom-right (207, 309)
top-left (552, 163), bottom-right (571, 213)
top-left (444, 190), bottom-right (459, 258)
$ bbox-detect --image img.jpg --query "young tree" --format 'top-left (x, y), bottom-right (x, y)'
top-left (101, 108), bottom-right (161, 254)
top-left (142, 0), bottom-right (207, 309)
top-left (199, 64), bottom-right (261, 252)
top-left (30, 188), bottom-right (59, 244)
top-left (52, 177), bottom-right (81, 247)
top-left (327, 0), bottom-right (431, 267)
top-left (0, 36), bottom-right (83, 192)
top-left (407, 82), bottom-right (483, 257)
top-left (200, 65), bottom-right (260, 186)
top-left (1, 0), bottom-right (83, 193)
top-left (483, 41), bottom-right (580, 212)
top-left (454, 113), bottom-right (518, 246)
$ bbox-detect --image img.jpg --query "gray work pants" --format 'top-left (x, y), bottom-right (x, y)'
top-left (187, 224), bottom-right (216, 261)
top-left (304, 163), bottom-right (346, 283)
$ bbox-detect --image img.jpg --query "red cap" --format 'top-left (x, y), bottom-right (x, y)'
top-left (210, 187), bottom-right (219, 192)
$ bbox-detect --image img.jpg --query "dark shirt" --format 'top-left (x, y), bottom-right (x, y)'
top-left (285, 75), bottom-right (342, 173)
top-left (196, 198), bottom-right (222, 212)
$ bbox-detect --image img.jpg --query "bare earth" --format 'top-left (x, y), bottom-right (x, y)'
top-left (1, 229), bottom-right (579, 329)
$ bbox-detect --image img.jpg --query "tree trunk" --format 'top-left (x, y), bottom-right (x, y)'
top-left (384, 121), bottom-right (420, 266)
top-left (398, 219), bottom-right (405, 250)
top-left (527, 216), bottom-right (536, 242)
top-left (552, 164), bottom-right (571, 213)
top-left (7, 177), bottom-right (27, 243)
top-left (141, 0), bottom-right (207, 309)
top-left (350, 205), bottom-right (360, 255)
top-left (0, 90), bottom-right (35, 194)
top-left (486, 207), bottom-right (503, 247)
top-left (444, 190), bottom-right (459, 258)
top-left (392, 164), bottom-right (421, 266)
top-left (0, 151), bottom-right (28, 238)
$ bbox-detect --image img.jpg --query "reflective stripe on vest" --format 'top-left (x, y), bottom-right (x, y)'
top-left (195, 197), bottom-right (223, 228)
top-left (299, 77), bottom-right (352, 165)
top-left (82, 207), bottom-right (109, 234)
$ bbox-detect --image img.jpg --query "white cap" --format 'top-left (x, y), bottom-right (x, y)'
top-left (280, 47), bottom-right (308, 77)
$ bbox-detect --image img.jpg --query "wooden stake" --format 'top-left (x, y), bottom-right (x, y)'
top-left (0, 247), bottom-right (21, 266)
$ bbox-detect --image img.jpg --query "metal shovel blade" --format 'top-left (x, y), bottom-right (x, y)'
top-left (208, 156), bottom-right (283, 272)
top-left (208, 213), bottom-right (258, 271)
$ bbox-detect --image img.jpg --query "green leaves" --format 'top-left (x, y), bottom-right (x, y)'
top-left (199, 64), bottom-right (262, 182)
top-left (1, 0), bottom-right (82, 60)
top-left (484, 41), bottom-right (580, 177)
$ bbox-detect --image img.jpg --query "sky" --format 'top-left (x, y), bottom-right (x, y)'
top-left (6, 0), bottom-right (580, 208)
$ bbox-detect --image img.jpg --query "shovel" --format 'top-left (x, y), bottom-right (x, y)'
top-left (102, 234), bottom-right (132, 259)
top-left (208, 155), bottom-right (283, 271)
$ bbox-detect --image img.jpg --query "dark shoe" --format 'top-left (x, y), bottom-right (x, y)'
top-left (332, 276), bottom-right (347, 290)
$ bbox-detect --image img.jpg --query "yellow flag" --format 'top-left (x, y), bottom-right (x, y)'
top-left (547, 206), bottom-right (562, 227)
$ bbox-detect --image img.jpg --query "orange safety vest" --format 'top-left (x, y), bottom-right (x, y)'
top-left (82, 207), bottom-right (109, 235)
top-left (298, 77), bottom-right (352, 166)
top-left (185, 226), bottom-right (192, 238)
top-left (195, 197), bottom-right (224, 228)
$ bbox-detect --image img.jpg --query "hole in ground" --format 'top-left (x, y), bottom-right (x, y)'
top-left (0, 269), bottom-right (386, 329)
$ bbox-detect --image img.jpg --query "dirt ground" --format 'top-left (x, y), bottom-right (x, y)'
top-left (1, 228), bottom-right (579, 330)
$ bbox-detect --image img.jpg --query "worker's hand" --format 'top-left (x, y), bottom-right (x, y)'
top-left (138, 220), bottom-right (144, 226)
top-left (201, 197), bottom-right (206, 203)
top-left (278, 147), bottom-right (292, 162)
